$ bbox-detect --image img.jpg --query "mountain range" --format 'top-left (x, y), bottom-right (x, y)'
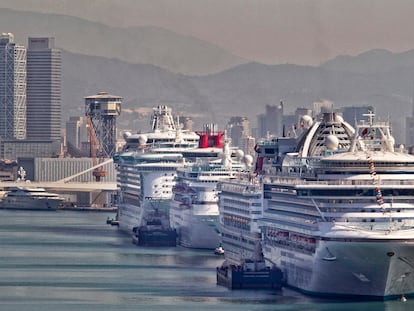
top-left (0, 8), bottom-right (246, 75)
top-left (1, 8), bottom-right (414, 143)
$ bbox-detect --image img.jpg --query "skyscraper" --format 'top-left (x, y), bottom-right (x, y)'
top-left (26, 37), bottom-right (61, 141)
top-left (66, 116), bottom-right (84, 149)
top-left (257, 102), bottom-right (284, 139)
top-left (226, 116), bottom-right (250, 148)
top-left (0, 33), bottom-right (26, 140)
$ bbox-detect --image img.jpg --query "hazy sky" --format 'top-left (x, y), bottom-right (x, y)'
top-left (2, 0), bottom-right (414, 65)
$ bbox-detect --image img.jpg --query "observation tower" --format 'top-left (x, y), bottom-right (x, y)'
top-left (84, 92), bottom-right (122, 158)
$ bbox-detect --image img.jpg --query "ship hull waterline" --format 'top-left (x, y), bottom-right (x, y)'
top-left (263, 238), bottom-right (414, 299)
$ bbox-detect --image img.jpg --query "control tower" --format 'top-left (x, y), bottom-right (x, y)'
top-left (85, 92), bottom-right (122, 158)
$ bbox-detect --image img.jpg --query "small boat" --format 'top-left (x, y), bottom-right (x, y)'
top-left (106, 217), bottom-right (119, 226)
top-left (214, 245), bottom-right (225, 255)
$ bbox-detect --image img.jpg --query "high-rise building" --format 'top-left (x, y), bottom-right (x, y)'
top-left (406, 99), bottom-right (414, 148)
top-left (66, 116), bottom-right (84, 149)
top-left (257, 102), bottom-right (284, 139)
top-left (226, 116), bottom-right (250, 148)
top-left (0, 33), bottom-right (26, 140)
top-left (26, 37), bottom-right (61, 141)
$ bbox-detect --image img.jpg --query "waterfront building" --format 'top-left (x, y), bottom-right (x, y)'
top-left (0, 140), bottom-right (61, 160)
top-left (26, 37), bottom-right (61, 142)
top-left (18, 157), bottom-right (116, 182)
top-left (0, 33), bottom-right (26, 140)
top-left (17, 156), bottom-right (117, 207)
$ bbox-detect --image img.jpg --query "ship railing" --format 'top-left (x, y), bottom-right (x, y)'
top-left (264, 176), bottom-right (414, 187)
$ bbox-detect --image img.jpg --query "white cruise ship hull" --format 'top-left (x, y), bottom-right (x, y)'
top-left (117, 202), bottom-right (144, 233)
top-left (170, 204), bottom-right (220, 249)
top-left (263, 238), bottom-right (414, 298)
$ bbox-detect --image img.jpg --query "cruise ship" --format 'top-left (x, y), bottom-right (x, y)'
top-left (259, 111), bottom-right (414, 299)
top-left (114, 105), bottom-right (199, 237)
top-left (217, 136), bottom-right (297, 265)
top-left (218, 172), bottom-right (264, 264)
top-left (114, 105), bottom-right (228, 245)
top-left (169, 139), bottom-right (251, 249)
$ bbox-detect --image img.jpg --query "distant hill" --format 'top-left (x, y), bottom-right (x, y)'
top-left (321, 49), bottom-right (414, 74)
top-left (61, 50), bottom-right (414, 144)
top-left (0, 8), bottom-right (246, 75)
top-left (2, 7), bottom-right (414, 142)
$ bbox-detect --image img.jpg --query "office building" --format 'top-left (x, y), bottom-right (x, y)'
top-left (26, 37), bottom-right (61, 141)
top-left (226, 116), bottom-right (250, 148)
top-left (66, 116), bottom-right (84, 149)
top-left (0, 33), bottom-right (26, 140)
top-left (257, 102), bottom-right (284, 139)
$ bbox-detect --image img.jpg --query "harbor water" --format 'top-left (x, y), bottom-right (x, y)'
top-left (0, 210), bottom-right (412, 311)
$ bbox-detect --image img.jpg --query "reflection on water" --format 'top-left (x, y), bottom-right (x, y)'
top-left (0, 210), bottom-right (412, 311)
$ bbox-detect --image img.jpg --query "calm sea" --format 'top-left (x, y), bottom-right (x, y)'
top-left (0, 209), bottom-right (412, 311)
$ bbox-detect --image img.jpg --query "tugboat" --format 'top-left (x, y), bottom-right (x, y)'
top-left (132, 221), bottom-right (177, 246)
top-left (216, 232), bottom-right (283, 290)
top-left (216, 250), bottom-right (283, 289)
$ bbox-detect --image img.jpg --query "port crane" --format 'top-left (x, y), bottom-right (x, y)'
top-left (87, 116), bottom-right (108, 182)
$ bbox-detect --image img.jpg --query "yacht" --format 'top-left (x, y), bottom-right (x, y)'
top-left (0, 187), bottom-right (65, 210)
